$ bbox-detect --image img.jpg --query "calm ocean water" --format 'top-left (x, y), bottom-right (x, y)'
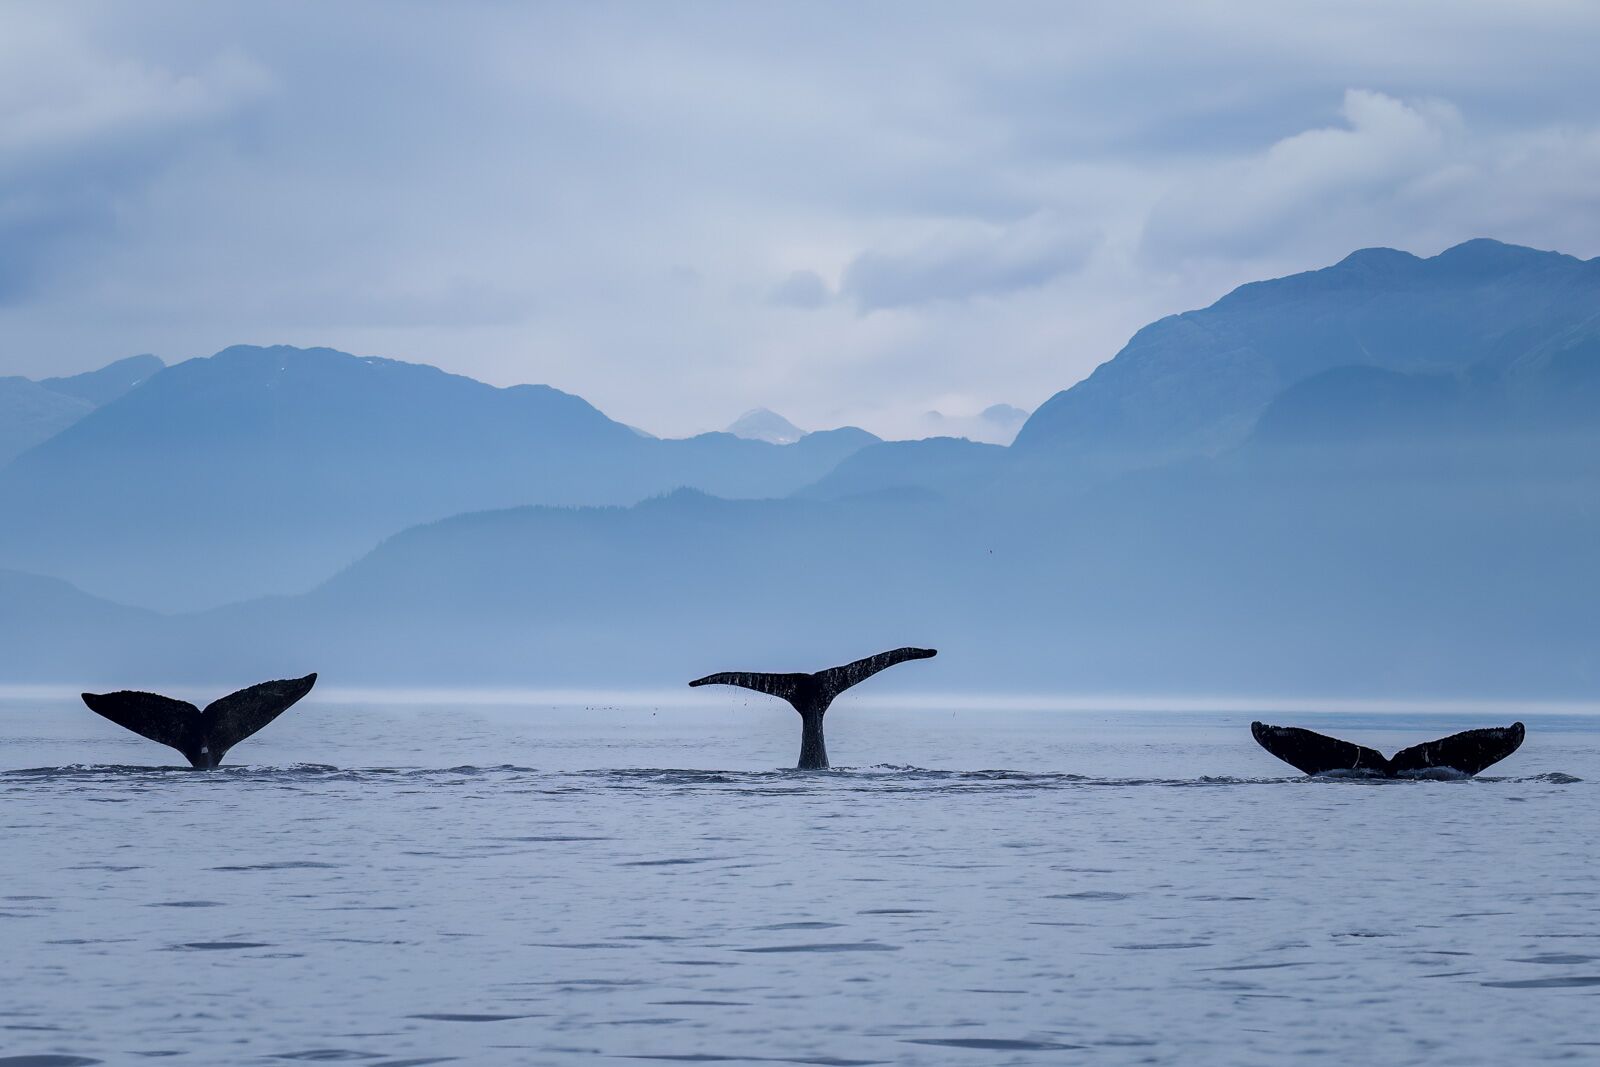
top-left (2, 694), bottom-right (1596, 1066)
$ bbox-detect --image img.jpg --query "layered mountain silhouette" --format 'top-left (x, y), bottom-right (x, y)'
top-left (795, 436), bottom-right (1006, 500)
top-left (1, 240), bottom-right (1595, 697)
top-left (0, 354), bottom-right (163, 465)
top-left (727, 408), bottom-right (806, 444)
top-left (0, 379), bottom-right (89, 468)
top-left (1016, 239), bottom-right (1600, 460)
top-left (0, 346), bottom-right (877, 609)
top-left (917, 403), bottom-right (1032, 444)
top-left (9, 428), bottom-right (1593, 696)
top-left (789, 239), bottom-right (1600, 501)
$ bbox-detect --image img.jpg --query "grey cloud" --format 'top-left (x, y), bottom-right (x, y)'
top-left (842, 217), bottom-right (1098, 312)
top-left (0, 22), bottom-right (272, 306)
top-left (1141, 89), bottom-right (1600, 270)
top-left (0, 51), bottom-right (270, 164)
top-left (1, 3), bottom-right (1598, 437)
top-left (768, 270), bottom-right (831, 309)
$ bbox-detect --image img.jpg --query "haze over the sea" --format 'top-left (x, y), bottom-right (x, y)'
top-left (3, 238), bottom-right (1596, 702)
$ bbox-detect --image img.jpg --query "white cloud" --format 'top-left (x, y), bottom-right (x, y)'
top-left (1141, 88), bottom-right (1600, 273)
top-left (1142, 90), bottom-right (1461, 259)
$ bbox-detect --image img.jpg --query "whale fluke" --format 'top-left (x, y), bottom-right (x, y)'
top-left (687, 671), bottom-right (809, 705)
top-left (79, 690), bottom-right (203, 759)
top-left (81, 673), bottom-right (318, 768)
top-left (1388, 723), bottom-right (1526, 777)
top-left (1251, 720), bottom-right (1524, 778)
top-left (1249, 723), bottom-right (1390, 776)
top-left (815, 647), bottom-right (939, 696)
top-left (689, 647), bottom-right (937, 769)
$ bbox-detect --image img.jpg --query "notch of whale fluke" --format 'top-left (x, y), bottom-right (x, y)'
top-left (81, 673), bottom-right (318, 769)
top-left (1250, 720), bottom-right (1525, 778)
top-left (689, 648), bottom-right (937, 770)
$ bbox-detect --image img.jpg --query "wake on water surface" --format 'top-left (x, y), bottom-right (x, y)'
top-left (0, 761), bottom-right (1582, 789)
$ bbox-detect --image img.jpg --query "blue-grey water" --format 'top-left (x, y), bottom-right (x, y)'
top-left (2, 694), bottom-right (1596, 1066)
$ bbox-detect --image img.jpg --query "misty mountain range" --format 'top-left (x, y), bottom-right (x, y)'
top-left (0, 354), bottom-right (164, 466)
top-left (725, 403), bottom-right (1032, 448)
top-left (2, 239), bottom-right (1595, 697)
top-left (0, 347), bottom-right (879, 608)
top-left (727, 408), bottom-right (807, 445)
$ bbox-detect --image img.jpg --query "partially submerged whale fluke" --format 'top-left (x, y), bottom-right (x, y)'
top-left (81, 674), bottom-right (318, 768)
top-left (689, 647), bottom-right (937, 769)
top-left (1251, 720), bottom-right (1525, 778)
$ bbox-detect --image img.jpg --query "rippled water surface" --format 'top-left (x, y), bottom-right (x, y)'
top-left (2, 696), bottom-right (1597, 1066)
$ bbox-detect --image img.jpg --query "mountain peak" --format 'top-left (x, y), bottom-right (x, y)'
top-left (0, 345), bottom-right (882, 609)
top-left (37, 353), bottom-right (165, 405)
top-left (1331, 245), bottom-right (1420, 272)
top-left (1429, 237), bottom-right (1577, 275)
top-left (1, 353), bottom-right (169, 465)
top-left (980, 403), bottom-right (1029, 424)
top-left (727, 408), bottom-right (805, 444)
top-left (1016, 238), bottom-right (1599, 457)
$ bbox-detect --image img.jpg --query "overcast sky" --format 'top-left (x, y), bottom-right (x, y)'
top-left (2, 1), bottom-right (1598, 437)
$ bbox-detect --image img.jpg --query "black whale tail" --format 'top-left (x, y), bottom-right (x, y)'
top-left (813, 647), bottom-right (938, 704)
top-left (687, 670), bottom-right (811, 709)
top-left (688, 647), bottom-right (937, 769)
top-left (688, 647), bottom-right (938, 715)
top-left (1251, 720), bottom-right (1525, 778)
top-left (1250, 721), bottom-right (1390, 776)
top-left (1388, 722), bottom-right (1525, 777)
top-left (82, 673), bottom-right (318, 769)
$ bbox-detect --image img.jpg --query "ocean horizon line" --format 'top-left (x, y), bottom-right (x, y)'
top-left (2, 684), bottom-right (1595, 717)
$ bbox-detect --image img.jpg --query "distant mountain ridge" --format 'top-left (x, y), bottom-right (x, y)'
top-left (0, 354), bottom-right (164, 465)
top-left (0, 380), bottom-right (90, 467)
top-left (0, 345), bottom-right (879, 609)
top-left (1, 240), bottom-right (1596, 698)
top-left (917, 403), bottom-right (1031, 445)
top-left (38, 353), bottom-right (166, 405)
top-left (811, 238), bottom-right (1600, 502)
top-left (1015, 239), bottom-right (1600, 463)
top-left (9, 414), bottom-right (1595, 696)
top-left (727, 408), bottom-right (805, 444)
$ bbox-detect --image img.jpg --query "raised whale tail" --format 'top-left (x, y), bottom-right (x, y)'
top-left (688, 647), bottom-right (937, 769)
top-left (689, 647), bottom-right (938, 712)
top-left (1251, 720), bottom-right (1525, 778)
top-left (687, 670), bottom-right (810, 708)
top-left (1386, 722), bottom-right (1525, 776)
top-left (1249, 722), bottom-right (1390, 776)
top-left (81, 673), bottom-right (318, 769)
top-left (814, 647), bottom-right (939, 702)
